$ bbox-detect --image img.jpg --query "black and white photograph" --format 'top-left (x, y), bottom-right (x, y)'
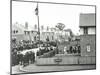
top-left (11, 0), bottom-right (96, 74)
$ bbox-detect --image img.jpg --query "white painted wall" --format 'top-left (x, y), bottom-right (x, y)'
top-left (12, 24), bottom-right (24, 35)
top-left (80, 28), bottom-right (84, 35)
top-left (88, 27), bottom-right (96, 34)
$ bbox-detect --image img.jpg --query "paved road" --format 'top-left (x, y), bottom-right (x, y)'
top-left (12, 65), bottom-right (26, 74)
top-left (12, 64), bottom-right (96, 74)
top-left (20, 64), bottom-right (96, 73)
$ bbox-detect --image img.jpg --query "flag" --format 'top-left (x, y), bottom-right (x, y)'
top-left (35, 3), bottom-right (38, 15)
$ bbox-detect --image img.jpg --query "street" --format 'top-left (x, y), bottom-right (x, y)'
top-left (12, 65), bottom-right (26, 74)
top-left (12, 64), bottom-right (96, 74)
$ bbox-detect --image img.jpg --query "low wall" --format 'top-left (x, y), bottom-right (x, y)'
top-left (36, 57), bottom-right (57, 65)
top-left (59, 56), bottom-right (79, 65)
top-left (36, 54), bottom-right (96, 65)
top-left (79, 56), bottom-right (96, 64)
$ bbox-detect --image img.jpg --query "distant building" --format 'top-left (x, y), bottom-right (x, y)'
top-left (12, 22), bottom-right (26, 41)
top-left (79, 13), bottom-right (96, 57)
top-left (40, 27), bottom-right (56, 42)
top-left (40, 31), bottom-right (55, 41)
top-left (12, 22), bottom-right (38, 42)
top-left (12, 22), bottom-right (74, 43)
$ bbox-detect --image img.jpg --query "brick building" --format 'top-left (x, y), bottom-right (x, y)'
top-left (79, 13), bottom-right (96, 57)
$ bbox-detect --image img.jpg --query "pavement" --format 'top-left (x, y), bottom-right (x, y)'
top-left (20, 64), bottom-right (96, 73)
top-left (11, 65), bottom-right (26, 74)
top-left (12, 63), bottom-right (96, 74)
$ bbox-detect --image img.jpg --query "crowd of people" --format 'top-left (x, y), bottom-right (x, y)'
top-left (12, 39), bottom-right (36, 66)
top-left (64, 45), bottom-right (81, 54)
top-left (11, 39), bottom-right (81, 66)
top-left (11, 39), bottom-right (58, 66)
top-left (37, 46), bottom-right (59, 58)
top-left (12, 50), bottom-right (35, 66)
top-left (36, 44), bottom-right (57, 56)
top-left (12, 39), bottom-right (39, 52)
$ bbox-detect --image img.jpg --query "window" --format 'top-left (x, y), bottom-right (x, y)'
top-left (46, 36), bottom-right (49, 41)
top-left (24, 31), bottom-right (27, 35)
top-left (27, 31), bottom-right (30, 35)
top-left (13, 30), bottom-right (15, 34)
top-left (87, 45), bottom-right (91, 52)
top-left (16, 30), bottom-right (18, 33)
top-left (13, 30), bottom-right (18, 34)
top-left (84, 27), bottom-right (88, 34)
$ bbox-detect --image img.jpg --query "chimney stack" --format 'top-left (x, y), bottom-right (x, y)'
top-left (25, 22), bottom-right (28, 29)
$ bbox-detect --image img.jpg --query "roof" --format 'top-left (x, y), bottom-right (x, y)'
top-left (12, 23), bottom-right (25, 31)
top-left (64, 29), bottom-right (72, 32)
top-left (12, 23), bottom-right (36, 31)
top-left (79, 13), bottom-right (96, 27)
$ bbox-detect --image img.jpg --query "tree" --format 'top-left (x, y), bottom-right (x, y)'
top-left (64, 29), bottom-right (74, 41)
top-left (55, 23), bottom-right (65, 31)
top-left (55, 23), bottom-right (65, 42)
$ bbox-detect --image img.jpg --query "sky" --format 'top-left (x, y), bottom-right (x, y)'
top-left (12, 1), bottom-right (95, 35)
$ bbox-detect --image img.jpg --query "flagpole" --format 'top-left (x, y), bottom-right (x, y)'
top-left (35, 3), bottom-right (40, 59)
top-left (37, 3), bottom-right (40, 48)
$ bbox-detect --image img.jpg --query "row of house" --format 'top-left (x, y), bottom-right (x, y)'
top-left (11, 22), bottom-right (72, 42)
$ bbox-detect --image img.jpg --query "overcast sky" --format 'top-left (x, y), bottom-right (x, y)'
top-left (12, 1), bottom-right (95, 35)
